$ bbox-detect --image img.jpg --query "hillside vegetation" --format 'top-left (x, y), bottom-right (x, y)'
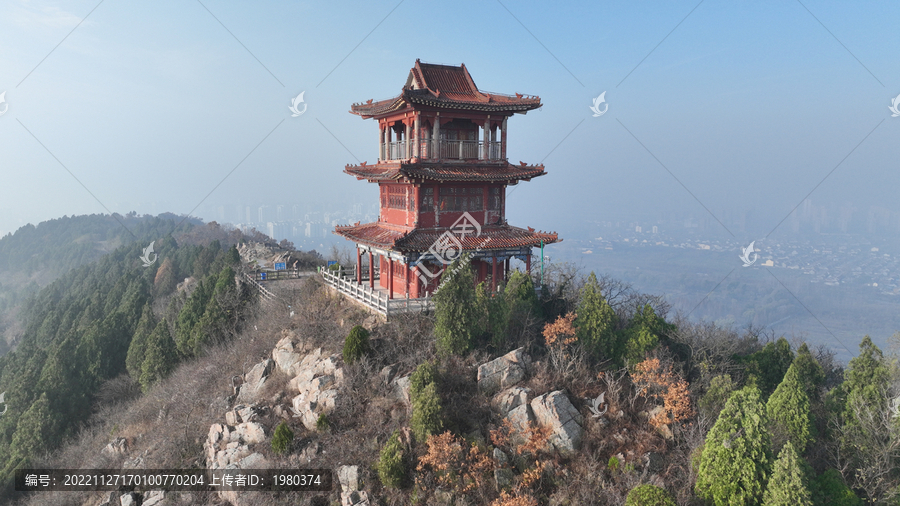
top-left (2, 219), bottom-right (898, 506)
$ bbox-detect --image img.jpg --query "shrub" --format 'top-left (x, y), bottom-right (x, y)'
top-left (625, 484), bottom-right (677, 506)
top-left (810, 469), bottom-right (862, 506)
top-left (377, 430), bottom-right (407, 488)
top-left (315, 413), bottom-right (330, 432)
top-left (409, 362), bottom-right (438, 403)
top-left (342, 325), bottom-right (370, 364)
top-left (271, 421), bottom-right (294, 455)
top-left (411, 382), bottom-right (443, 443)
top-left (608, 455), bottom-right (620, 472)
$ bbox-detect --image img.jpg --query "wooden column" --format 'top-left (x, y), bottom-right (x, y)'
top-left (526, 251), bottom-right (532, 273)
top-left (504, 257), bottom-right (510, 283)
top-left (491, 256), bottom-right (498, 293)
top-left (413, 114), bottom-right (420, 159)
top-left (433, 113), bottom-right (440, 160)
top-left (356, 247), bottom-right (362, 284)
top-left (500, 117), bottom-right (508, 160)
top-left (388, 257), bottom-right (394, 299)
top-left (368, 251), bottom-right (374, 288)
top-left (405, 122), bottom-right (411, 159)
top-left (380, 124), bottom-right (385, 161)
top-left (483, 118), bottom-right (490, 160)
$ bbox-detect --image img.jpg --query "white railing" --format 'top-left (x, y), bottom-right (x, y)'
top-left (244, 273), bottom-right (276, 301)
top-left (320, 267), bottom-right (433, 316)
top-left (379, 140), bottom-right (502, 161)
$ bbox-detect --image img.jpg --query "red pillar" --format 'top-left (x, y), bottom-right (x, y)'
top-left (526, 251), bottom-right (532, 273)
top-left (368, 251), bottom-right (374, 289)
top-left (356, 247), bottom-right (362, 285)
top-left (404, 263), bottom-right (410, 297)
top-left (479, 259), bottom-right (487, 284)
top-left (505, 257), bottom-right (510, 283)
top-left (388, 258), bottom-right (394, 299)
top-left (491, 256), bottom-right (497, 293)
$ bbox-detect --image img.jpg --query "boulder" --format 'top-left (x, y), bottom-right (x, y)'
top-left (101, 437), bottom-right (127, 457)
top-left (530, 391), bottom-right (583, 453)
top-left (392, 375), bottom-right (411, 405)
top-left (492, 387), bottom-right (531, 417)
top-left (234, 422), bottom-right (266, 444)
top-left (273, 333), bottom-right (305, 376)
top-left (505, 403), bottom-right (534, 446)
top-left (142, 490), bottom-right (166, 506)
top-left (337, 465), bottom-right (359, 493)
top-left (287, 349), bottom-right (345, 430)
top-left (380, 363), bottom-right (399, 385)
top-left (341, 490), bottom-right (371, 506)
top-left (119, 492), bottom-right (140, 506)
top-left (238, 359), bottom-right (274, 402)
top-left (477, 348), bottom-right (530, 395)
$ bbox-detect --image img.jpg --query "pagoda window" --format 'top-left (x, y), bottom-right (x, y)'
top-left (439, 186), bottom-right (483, 212)
top-left (489, 187), bottom-right (503, 210)
top-left (387, 186), bottom-right (407, 209)
top-left (421, 187), bottom-right (434, 210)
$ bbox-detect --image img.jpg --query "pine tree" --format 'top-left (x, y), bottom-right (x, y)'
top-left (411, 382), bottom-right (443, 444)
top-left (271, 421), bottom-right (294, 455)
top-left (575, 272), bottom-right (618, 362)
top-left (377, 430), bottom-right (408, 488)
top-left (625, 484), bottom-right (677, 506)
top-left (696, 386), bottom-right (772, 506)
top-left (139, 320), bottom-right (178, 392)
top-left (791, 343), bottom-right (825, 401)
top-left (763, 441), bottom-right (813, 506)
top-left (766, 362), bottom-right (813, 453)
top-left (433, 256), bottom-right (482, 354)
top-left (126, 304), bottom-right (156, 379)
top-left (621, 304), bottom-right (671, 365)
top-left (744, 337), bottom-right (794, 399)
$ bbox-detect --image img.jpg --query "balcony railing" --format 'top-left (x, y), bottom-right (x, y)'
top-left (380, 140), bottom-right (502, 162)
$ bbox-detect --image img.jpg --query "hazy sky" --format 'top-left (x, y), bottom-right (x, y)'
top-left (1, 0), bottom-right (899, 241)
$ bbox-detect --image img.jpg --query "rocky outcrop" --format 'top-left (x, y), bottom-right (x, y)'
top-left (338, 465), bottom-right (370, 506)
top-left (477, 348), bottom-right (530, 395)
top-left (237, 359), bottom-right (274, 403)
top-left (492, 386), bottom-right (532, 417)
top-left (205, 422), bottom-right (268, 470)
top-left (289, 348), bottom-right (345, 430)
top-left (272, 331), bottom-right (306, 376)
top-left (530, 391), bottom-right (583, 453)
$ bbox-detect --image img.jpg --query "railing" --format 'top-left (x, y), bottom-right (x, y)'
top-left (248, 269), bottom-right (311, 282)
top-left (379, 140), bottom-right (502, 161)
top-left (243, 273), bottom-right (276, 301)
top-left (320, 267), bottom-right (433, 316)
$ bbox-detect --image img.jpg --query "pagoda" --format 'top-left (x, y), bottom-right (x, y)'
top-left (334, 59), bottom-right (560, 300)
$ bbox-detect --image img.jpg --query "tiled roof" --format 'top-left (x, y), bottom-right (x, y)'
top-left (334, 222), bottom-right (560, 252)
top-left (350, 60), bottom-right (541, 117)
top-left (344, 161), bottom-right (546, 183)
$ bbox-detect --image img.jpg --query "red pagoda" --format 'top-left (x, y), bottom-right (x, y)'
top-left (334, 59), bottom-right (560, 300)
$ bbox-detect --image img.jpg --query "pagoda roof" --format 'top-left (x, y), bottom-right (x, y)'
top-left (350, 60), bottom-right (541, 118)
top-left (344, 161), bottom-right (546, 183)
top-left (333, 222), bottom-right (560, 253)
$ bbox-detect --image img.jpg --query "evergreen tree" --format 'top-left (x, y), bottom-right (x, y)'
top-left (140, 320), bottom-right (178, 392)
top-left (126, 303), bottom-right (156, 379)
top-left (271, 421), bottom-right (294, 455)
top-left (621, 303), bottom-right (671, 365)
top-left (153, 257), bottom-right (178, 296)
top-left (10, 393), bottom-right (58, 461)
top-left (411, 382), bottom-right (443, 444)
top-left (575, 272), bottom-right (618, 362)
top-left (809, 469), bottom-right (861, 506)
top-left (342, 325), bottom-right (370, 364)
top-left (625, 484), bottom-right (676, 506)
top-left (766, 362), bottom-right (813, 453)
top-left (762, 441), bottom-right (813, 506)
top-left (433, 257), bottom-right (482, 355)
top-left (476, 281), bottom-right (508, 349)
top-left (743, 337), bottom-right (794, 399)
top-left (696, 386), bottom-right (772, 506)
top-left (377, 430), bottom-right (408, 488)
top-left (792, 343), bottom-right (825, 401)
